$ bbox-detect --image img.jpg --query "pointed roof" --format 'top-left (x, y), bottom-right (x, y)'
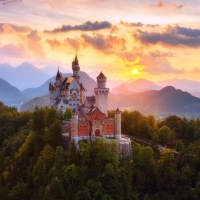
top-left (115, 108), bottom-right (121, 113)
top-left (97, 71), bottom-right (106, 79)
top-left (80, 83), bottom-right (86, 91)
top-left (72, 53), bottom-right (79, 65)
top-left (56, 67), bottom-right (61, 79)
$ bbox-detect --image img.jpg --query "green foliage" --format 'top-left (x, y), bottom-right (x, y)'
top-left (64, 106), bottom-right (72, 120)
top-left (158, 125), bottom-right (172, 145)
top-left (1, 103), bottom-right (200, 199)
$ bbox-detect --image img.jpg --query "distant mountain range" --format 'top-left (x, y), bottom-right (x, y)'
top-left (23, 71), bottom-right (96, 99)
top-left (111, 78), bottom-right (200, 98)
top-left (2, 61), bottom-right (200, 118)
top-left (156, 78), bottom-right (200, 98)
top-left (0, 62), bottom-right (51, 90)
top-left (109, 86), bottom-right (200, 118)
top-left (111, 79), bottom-right (162, 94)
top-left (40, 65), bottom-right (71, 76)
top-left (19, 85), bottom-right (200, 119)
top-left (0, 78), bottom-right (29, 109)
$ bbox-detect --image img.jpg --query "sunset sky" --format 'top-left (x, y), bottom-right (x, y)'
top-left (0, 0), bottom-right (200, 81)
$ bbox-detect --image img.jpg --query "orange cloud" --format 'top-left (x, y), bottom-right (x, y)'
top-left (156, 0), bottom-right (183, 9)
top-left (2, 24), bottom-right (15, 33)
top-left (26, 30), bottom-right (45, 59)
top-left (64, 38), bottom-right (81, 51)
top-left (46, 38), bottom-right (62, 49)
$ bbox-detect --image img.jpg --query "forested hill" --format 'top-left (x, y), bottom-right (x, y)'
top-left (1, 103), bottom-right (200, 199)
top-left (0, 78), bottom-right (29, 108)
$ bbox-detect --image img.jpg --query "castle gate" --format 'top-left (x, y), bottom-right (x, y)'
top-left (95, 129), bottom-right (100, 136)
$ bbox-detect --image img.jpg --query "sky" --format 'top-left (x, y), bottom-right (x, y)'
top-left (0, 0), bottom-right (200, 81)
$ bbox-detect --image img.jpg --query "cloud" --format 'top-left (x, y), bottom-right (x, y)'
top-left (155, 0), bottom-right (183, 9)
top-left (65, 38), bottom-right (81, 51)
top-left (148, 51), bottom-right (176, 57)
top-left (141, 56), bottom-right (184, 74)
top-left (0, 43), bottom-right (30, 58)
top-left (26, 30), bottom-right (45, 58)
top-left (146, 24), bottom-right (159, 28)
top-left (165, 25), bottom-right (200, 37)
top-left (0, 0), bottom-right (22, 5)
top-left (46, 38), bottom-right (62, 50)
top-left (133, 26), bottom-right (200, 48)
top-left (81, 33), bottom-right (126, 53)
top-left (46, 37), bottom-right (81, 51)
top-left (0, 23), bottom-right (31, 33)
top-left (44, 21), bottom-right (112, 33)
top-left (120, 20), bottom-right (143, 27)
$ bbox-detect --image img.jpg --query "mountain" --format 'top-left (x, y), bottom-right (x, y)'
top-left (21, 86), bottom-right (200, 118)
top-left (109, 86), bottom-right (200, 118)
top-left (40, 65), bottom-right (71, 76)
top-left (0, 62), bottom-right (51, 90)
top-left (111, 83), bottom-right (133, 95)
top-left (23, 71), bottom-right (97, 99)
top-left (111, 79), bottom-right (162, 94)
top-left (20, 95), bottom-right (50, 112)
top-left (156, 78), bottom-right (200, 98)
top-left (0, 78), bottom-right (29, 109)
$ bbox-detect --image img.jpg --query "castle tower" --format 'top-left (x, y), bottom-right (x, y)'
top-left (56, 67), bottom-right (61, 96)
top-left (94, 72), bottom-right (109, 116)
top-left (115, 108), bottom-right (121, 140)
top-left (71, 111), bottom-right (79, 143)
top-left (72, 53), bottom-right (80, 81)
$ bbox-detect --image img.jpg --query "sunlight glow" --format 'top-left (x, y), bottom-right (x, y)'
top-left (132, 68), bottom-right (139, 74)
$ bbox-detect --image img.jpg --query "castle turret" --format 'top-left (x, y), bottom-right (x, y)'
top-left (94, 72), bottom-right (109, 116)
top-left (71, 111), bottom-right (79, 143)
top-left (72, 53), bottom-right (80, 81)
top-left (56, 67), bottom-right (62, 96)
top-left (115, 108), bottom-right (121, 139)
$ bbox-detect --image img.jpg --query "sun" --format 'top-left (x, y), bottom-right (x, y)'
top-left (131, 68), bottom-right (139, 74)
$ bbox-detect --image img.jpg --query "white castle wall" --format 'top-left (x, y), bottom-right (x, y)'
top-left (94, 88), bottom-right (109, 116)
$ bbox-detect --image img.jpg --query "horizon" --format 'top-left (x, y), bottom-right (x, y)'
top-left (0, 0), bottom-right (200, 82)
top-left (1, 60), bottom-right (200, 83)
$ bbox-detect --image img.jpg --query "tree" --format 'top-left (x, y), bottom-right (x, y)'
top-left (158, 125), bottom-right (172, 146)
top-left (156, 149), bottom-right (176, 194)
top-left (64, 106), bottom-right (72, 120)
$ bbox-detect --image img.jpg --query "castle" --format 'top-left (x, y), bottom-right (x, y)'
top-left (49, 54), bottom-right (131, 154)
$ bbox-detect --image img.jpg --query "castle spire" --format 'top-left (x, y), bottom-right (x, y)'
top-left (72, 53), bottom-right (80, 80)
top-left (74, 52), bottom-right (79, 65)
top-left (56, 67), bottom-right (61, 78)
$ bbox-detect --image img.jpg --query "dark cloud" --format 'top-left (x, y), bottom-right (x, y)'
top-left (166, 25), bottom-right (200, 37)
top-left (0, 23), bottom-right (31, 33)
top-left (44, 21), bottom-right (112, 33)
top-left (0, 0), bottom-right (22, 5)
top-left (120, 20), bottom-right (143, 27)
top-left (146, 24), bottom-right (159, 28)
top-left (133, 26), bottom-right (200, 48)
top-left (148, 51), bottom-right (176, 57)
top-left (81, 33), bottom-right (126, 52)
